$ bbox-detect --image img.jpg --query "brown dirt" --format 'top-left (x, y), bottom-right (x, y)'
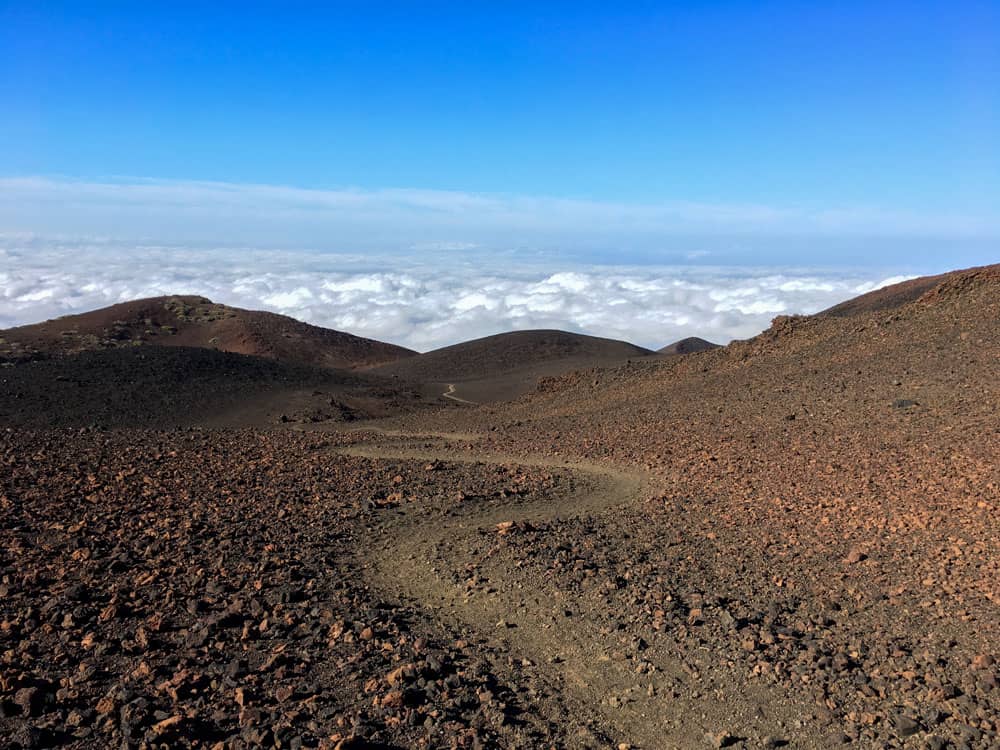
top-left (0, 429), bottom-right (582, 748)
top-left (2, 263), bottom-right (998, 749)
top-left (376, 263), bottom-right (1000, 748)
top-left (0, 296), bottom-right (415, 370)
top-left (0, 346), bottom-right (430, 429)
top-left (373, 330), bottom-right (654, 403)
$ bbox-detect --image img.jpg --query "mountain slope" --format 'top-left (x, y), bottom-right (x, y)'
top-left (379, 263), bottom-right (1000, 747)
top-left (0, 345), bottom-right (427, 428)
top-left (0, 295), bottom-right (415, 369)
top-left (373, 329), bottom-right (654, 402)
top-left (817, 270), bottom-right (952, 317)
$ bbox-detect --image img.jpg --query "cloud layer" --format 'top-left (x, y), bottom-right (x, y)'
top-left (0, 235), bottom-right (913, 351)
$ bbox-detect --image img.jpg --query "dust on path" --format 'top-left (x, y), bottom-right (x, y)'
top-left (335, 430), bottom-right (826, 749)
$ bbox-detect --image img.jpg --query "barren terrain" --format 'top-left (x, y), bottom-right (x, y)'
top-left (2, 265), bottom-right (998, 749)
top-left (0, 296), bottom-right (415, 370)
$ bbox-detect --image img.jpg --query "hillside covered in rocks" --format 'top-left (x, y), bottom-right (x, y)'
top-left (2, 265), bottom-right (998, 749)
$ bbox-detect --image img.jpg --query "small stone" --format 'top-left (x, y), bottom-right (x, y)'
top-left (971, 653), bottom-right (995, 670)
top-left (892, 712), bottom-right (921, 738)
top-left (843, 548), bottom-right (867, 564)
top-left (14, 686), bottom-right (43, 717)
top-left (380, 690), bottom-right (404, 709)
top-left (706, 730), bottom-right (737, 748)
top-left (718, 609), bottom-right (735, 630)
top-left (386, 664), bottom-right (414, 687)
top-left (95, 695), bottom-right (116, 715)
top-left (150, 715), bottom-right (183, 736)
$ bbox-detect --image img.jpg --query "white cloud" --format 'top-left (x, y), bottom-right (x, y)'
top-left (853, 275), bottom-right (918, 293)
top-left (262, 287), bottom-right (314, 308)
top-left (0, 235), bottom-right (937, 352)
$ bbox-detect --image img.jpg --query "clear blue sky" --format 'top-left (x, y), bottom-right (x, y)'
top-left (2, 1), bottom-right (998, 215)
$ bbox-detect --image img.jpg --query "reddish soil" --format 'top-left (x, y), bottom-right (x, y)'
top-left (0, 296), bottom-right (415, 370)
top-left (0, 429), bottom-right (575, 748)
top-left (1, 265), bottom-right (998, 749)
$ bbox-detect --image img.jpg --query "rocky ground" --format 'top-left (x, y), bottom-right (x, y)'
top-left (0, 347), bottom-right (429, 429)
top-left (378, 266), bottom-right (1000, 748)
top-left (1, 265), bottom-right (998, 749)
top-left (0, 429), bottom-right (578, 749)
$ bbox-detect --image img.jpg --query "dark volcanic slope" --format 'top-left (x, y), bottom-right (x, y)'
top-left (374, 329), bottom-right (654, 402)
top-left (0, 296), bottom-right (415, 369)
top-left (379, 263), bottom-right (1000, 748)
top-left (818, 271), bottom-right (952, 317)
top-left (0, 346), bottom-right (425, 428)
top-left (3, 264), bottom-right (998, 749)
top-left (657, 336), bottom-right (720, 355)
top-left (375, 329), bottom-right (653, 382)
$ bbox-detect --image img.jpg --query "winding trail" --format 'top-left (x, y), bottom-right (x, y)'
top-left (441, 382), bottom-right (479, 405)
top-left (334, 429), bottom-right (814, 748)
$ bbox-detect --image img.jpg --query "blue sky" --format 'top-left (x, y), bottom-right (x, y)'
top-left (0, 2), bottom-right (998, 345)
top-left (3, 2), bottom-right (998, 210)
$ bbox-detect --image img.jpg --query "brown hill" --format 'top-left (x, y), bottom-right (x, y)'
top-left (3, 264), bottom-right (999, 749)
top-left (377, 263), bottom-right (1000, 746)
top-left (373, 329), bottom-right (654, 402)
top-left (817, 270), bottom-right (951, 317)
top-left (657, 336), bottom-right (720, 355)
top-left (0, 295), bottom-right (415, 369)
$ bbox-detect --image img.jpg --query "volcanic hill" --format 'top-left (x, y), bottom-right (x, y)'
top-left (657, 336), bottom-right (721, 355)
top-left (373, 329), bottom-right (654, 402)
top-left (0, 295), bottom-right (415, 369)
top-left (1, 265), bottom-right (998, 749)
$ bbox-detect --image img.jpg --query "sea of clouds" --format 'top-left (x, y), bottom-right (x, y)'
top-left (0, 234), bottom-right (913, 351)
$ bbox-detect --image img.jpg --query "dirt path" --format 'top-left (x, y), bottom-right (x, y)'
top-left (336, 431), bottom-right (823, 749)
top-left (441, 382), bottom-right (479, 405)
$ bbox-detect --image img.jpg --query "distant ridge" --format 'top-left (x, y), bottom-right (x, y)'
top-left (374, 329), bottom-right (654, 402)
top-left (0, 295), bottom-right (415, 369)
top-left (657, 336), bottom-right (720, 356)
top-left (818, 264), bottom-right (1000, 318)
top-left (375, 329), bottom-right (652, 381)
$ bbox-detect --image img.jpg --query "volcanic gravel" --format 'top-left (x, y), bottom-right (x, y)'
top-left (2, 265), bottom-right (998, 749)
top-left (0, 347), bottom-right (426, 429)
top-left (0, 429), bottom-right (572, 749)
top-left (381, 266), bottom-right (1000, 747)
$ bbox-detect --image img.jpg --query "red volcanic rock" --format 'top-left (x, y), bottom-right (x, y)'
top-left (0, 295), bottom-right (415, 369)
